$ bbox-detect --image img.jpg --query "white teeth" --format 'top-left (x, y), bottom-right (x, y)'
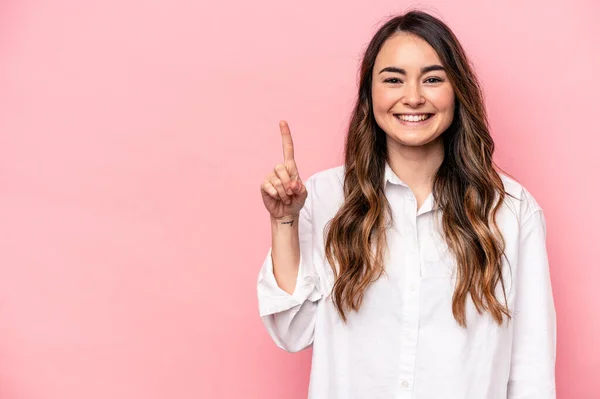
top-left (397, 114), bottom-right (431, 122)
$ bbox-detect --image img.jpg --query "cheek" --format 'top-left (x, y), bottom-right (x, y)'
top-left (429, 87), bottom-right (455, 113)
top-left (371, 86), bottom-right (397, 113)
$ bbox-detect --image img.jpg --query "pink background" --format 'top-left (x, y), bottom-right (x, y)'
top-left (0, 0), bottom-right (598, 398)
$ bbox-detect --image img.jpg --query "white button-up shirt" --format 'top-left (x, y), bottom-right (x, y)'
top-left (257, 163), bottom-right (556, 399)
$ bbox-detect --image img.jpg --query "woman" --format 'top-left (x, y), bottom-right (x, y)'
top-left (257, 10), bottom-right (556, 399)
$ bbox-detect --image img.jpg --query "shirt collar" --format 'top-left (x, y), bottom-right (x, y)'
top-left (384, 161), bottom-right (438, 213)
top-left (384, 161), bottom-right (405, 186)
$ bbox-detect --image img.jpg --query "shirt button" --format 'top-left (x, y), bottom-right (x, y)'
top-left (410, 284), bottom-right (416, 291)
top-left (401, 380), bottom-right (409, 388)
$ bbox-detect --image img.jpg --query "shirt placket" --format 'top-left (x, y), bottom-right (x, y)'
top-left (397, 189), bottom-right (421, 396)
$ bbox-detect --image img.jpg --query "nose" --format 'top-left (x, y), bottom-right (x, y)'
top-left (401, 81), bottom-right (425, 107)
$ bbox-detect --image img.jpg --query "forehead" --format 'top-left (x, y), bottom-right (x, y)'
top-left (374, 33), bottom-right (442, 69)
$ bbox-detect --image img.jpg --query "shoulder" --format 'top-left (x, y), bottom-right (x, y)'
top-left (498, 172), bottom-right (543, 223)
top-left (305, 164), bottom-right (345, 194)
top-left (306, 164), bottom-right (345, 184)
top-left (303, 165), bottom-right (345, 215)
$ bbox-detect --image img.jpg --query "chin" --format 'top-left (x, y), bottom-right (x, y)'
top-left (391, 132), bottom-right (441, 148)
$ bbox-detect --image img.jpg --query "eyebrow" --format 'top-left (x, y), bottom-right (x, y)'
top-left (378, 65), bottom-right (445, 75)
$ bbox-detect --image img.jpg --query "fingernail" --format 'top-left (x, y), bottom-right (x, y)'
top-left (287, 189), bottom-right (293, 195)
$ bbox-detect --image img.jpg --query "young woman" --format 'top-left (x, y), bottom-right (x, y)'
top-left (257, 10), bottom-right (556, 399)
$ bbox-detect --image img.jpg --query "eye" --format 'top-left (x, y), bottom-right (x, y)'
top-left (383, 78), bottom-right (403, 84)
top-left (424, 77), bottom-right (443, 84)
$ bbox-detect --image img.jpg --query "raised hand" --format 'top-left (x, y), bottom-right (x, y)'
top-left (260, 121), bottom-right (308, 220)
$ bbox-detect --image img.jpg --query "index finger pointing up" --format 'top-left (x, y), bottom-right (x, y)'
top-left (279, 120), bottom-right (295, 162)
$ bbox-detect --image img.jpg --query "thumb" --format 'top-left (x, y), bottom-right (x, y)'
top-left (292, 180), bottom-right (301, 192)
top-left (292, 179), bottom-right (304, 193)
top-left (293, 179), bottom-right (308, 198)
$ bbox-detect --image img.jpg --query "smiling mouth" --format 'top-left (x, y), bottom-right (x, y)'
top-left (394, 113), bottom-right (434, 122)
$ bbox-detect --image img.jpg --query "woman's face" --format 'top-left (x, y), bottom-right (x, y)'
top-left (371, 33), bottom-right (455, 149)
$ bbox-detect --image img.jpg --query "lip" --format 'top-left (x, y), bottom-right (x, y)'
top-left (393, 113), bottom-right (435, 126)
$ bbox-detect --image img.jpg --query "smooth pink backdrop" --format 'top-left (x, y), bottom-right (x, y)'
top-left (0, 1), bottom-right (598, 398)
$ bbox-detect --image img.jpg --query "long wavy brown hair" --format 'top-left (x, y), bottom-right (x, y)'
top-left (324, 10), bottom-right (511, 327)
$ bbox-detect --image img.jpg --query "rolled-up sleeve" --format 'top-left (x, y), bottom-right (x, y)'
top-left (257, 176), bottom-right (322, 353)
top-left (508, 208), bottom-right (557, 398)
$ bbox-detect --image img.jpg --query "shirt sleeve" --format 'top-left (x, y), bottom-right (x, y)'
top-left (507, 208), bottom-right (557, 398)
top-left (256, 176), bottom-right (323, 353)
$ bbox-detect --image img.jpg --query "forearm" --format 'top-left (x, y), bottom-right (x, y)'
top-left (270, 214), bottom-right (301, 294)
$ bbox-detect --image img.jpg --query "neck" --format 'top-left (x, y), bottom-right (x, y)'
top-left (386, 137), bottom-right (444, 194)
